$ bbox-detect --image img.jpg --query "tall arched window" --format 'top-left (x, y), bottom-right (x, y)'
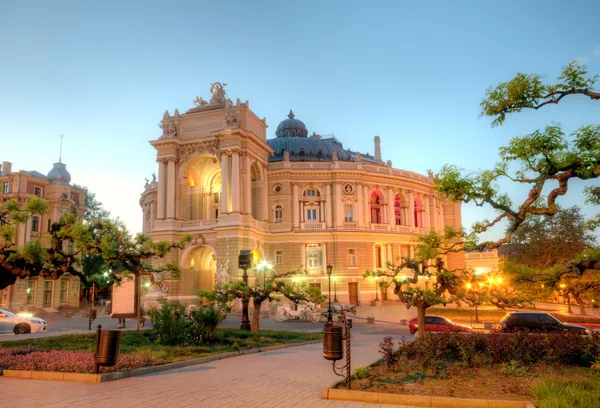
top-left (370, 190), bottom-right (384, 224)
top-left (394, 194), bottom-right (402, 226)
top-left (274, 205), bottom-right (283, 223)
top-left (414, 196), bottom-right (424, 228)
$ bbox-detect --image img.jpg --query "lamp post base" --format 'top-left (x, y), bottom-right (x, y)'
top-left (241, 299), bottom-right (251, 331)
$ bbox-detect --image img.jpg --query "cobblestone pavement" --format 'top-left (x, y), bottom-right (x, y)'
top-left (1, 322), bottom-right (415, 408)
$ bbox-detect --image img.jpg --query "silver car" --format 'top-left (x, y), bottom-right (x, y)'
top-left (0, 308), bottom-right (47, 334)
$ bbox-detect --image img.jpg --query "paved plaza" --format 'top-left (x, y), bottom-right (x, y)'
top-left (1, 321), bottom-right (415, 408)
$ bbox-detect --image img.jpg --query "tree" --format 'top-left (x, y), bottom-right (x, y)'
top-left (73, 185), bottom-right (111, 223)
top-left (509, 206), bottom-right (596, 270)
top-left (364, 228), bottom-right (474, 339)
top-left (200, 267), bottom-right (312, 332)
top-left (0, 198), bottom-right (48, 289)
top-left (435, 61), bottom-right (600, 265)
top-left (0, 200), bottom-right (189, 291)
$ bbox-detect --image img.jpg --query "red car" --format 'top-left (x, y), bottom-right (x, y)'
top-left (408, 315), bottom-right (472, 336)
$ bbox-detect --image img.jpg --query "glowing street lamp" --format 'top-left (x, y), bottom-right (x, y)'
top-left (466, 282), bottom-right (472, 289)
top-left (256, 260), bottom-right (273, 288)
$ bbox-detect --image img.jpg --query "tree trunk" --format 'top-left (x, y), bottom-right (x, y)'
top-left (251, 301), bottom-right (262, 332)
top-left (573, 295), bottom-right (587, 315)
top-left (417, 304), bottom-right (427, 340)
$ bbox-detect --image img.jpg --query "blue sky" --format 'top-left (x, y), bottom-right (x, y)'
top-left (1, 0), bottom-right (599, 239)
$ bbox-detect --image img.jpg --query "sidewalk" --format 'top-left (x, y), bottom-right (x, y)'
top-left (0, 322), bottom-right (415, 408)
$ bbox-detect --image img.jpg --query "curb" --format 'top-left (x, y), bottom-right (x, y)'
top-left (322, 388), bottom-right (535, 408)
top-left (0, 339), bottom-right (321, 383)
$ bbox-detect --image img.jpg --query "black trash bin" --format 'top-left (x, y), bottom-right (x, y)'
top-left (323, 323), bottom-right (343, 361)
top-left (96, 329), bottom-right (121, 369)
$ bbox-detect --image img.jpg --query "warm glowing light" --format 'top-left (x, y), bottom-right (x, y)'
top-left (190, 258), bottom-right (195, 267)
top-left (252, 251), bottom-right (260, 265)
top-left (188, 174), bottom-right (195, 187)
top-left (333, 276), bottom-right (337, 281)
top-left (145, 282), bottom-right (151, 288)
top-left (400, 274), bottom-right (407, 282)
top-left (488, 278), bottom-right (495, 285)
top-left (560, 284), bottom-right (566, 289)
top-left (497, 277), bottom-right (503, 284)
top-left (478, 283), bottom-right (484, 288)
top-left (294, 277), bottom-right (300, 283)
top-left (466, 283), bottom-right (472, 289)
top-left (17, 313), bottom-right (33, 318)
top-left (375, 276), bottom-right (379, 281)
top-left (26, 288), bottom-right (31, 294)
top-left (257, 260), bottom-right (273, 271)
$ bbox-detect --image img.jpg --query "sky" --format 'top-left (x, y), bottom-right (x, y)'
top-left (1, 0), bottom-right (599, 241)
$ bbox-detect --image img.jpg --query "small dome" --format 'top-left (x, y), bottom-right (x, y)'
top-left (47, 162), bottom-right (72, 185)
top-left (275, 110), bottom-right (308, 138)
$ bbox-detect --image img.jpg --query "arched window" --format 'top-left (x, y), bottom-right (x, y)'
top-left (305, 189), bottom-right (318, 196)
top-left (274, 205), bottom-right (283, 223)
top-left (370, 190), bottom-right (384, 224)
top-left (394, 194), bottom-right (402, 225)
top-left (414, 196), bottom-right (423, 228)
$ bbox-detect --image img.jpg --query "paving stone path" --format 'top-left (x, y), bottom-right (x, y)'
top-left (1, 322), bottom-right (416, 408)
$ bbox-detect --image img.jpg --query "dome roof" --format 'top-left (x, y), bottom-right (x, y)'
top-left (267, 136), bottom-right (351, 162)
top-left (47, 162), bottom-right (72, 185)
top-left (275, 110), bottom-right (308, 138)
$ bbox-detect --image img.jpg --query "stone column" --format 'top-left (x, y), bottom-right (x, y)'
top-left (387, 189), bottom-right (395, 227)
top-left (262, 168), bottom-right (269, 221)
top-left (439, 202), bottom-right (445, 230)
top-left (357, 183), bottom-right (364, 228)
top-left (432, 197), bottom-right (439, 232)
top-left (244, 156), bottom-right (252, 214)
top-left (220, 153), bottom-right (230, 214)
top-left (409, 245), bottom-right (415, 259)
top-left (231, 152), bottom-right (240, 213)
top-left (166, 159), bottom-right (176, 219)
top-left (407, 191), bottom-right (415, 227)
top-left (387, 244), bottom-right (393, 264)
top-left (424, 195), bottom-right (431, 230)
top-left (325, 184), bottom-right (332, 228)
top-left (363, 185), bottom-right (370, 227)
top-left (157, 160), bottom-right (166, 219)
top-left (292, 184), bottom-right (299, 228)
top-left (334, 183), bottom-right (343, 227)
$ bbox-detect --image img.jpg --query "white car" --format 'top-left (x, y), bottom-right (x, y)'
top-left (0, 308), bottom-right (47, 334)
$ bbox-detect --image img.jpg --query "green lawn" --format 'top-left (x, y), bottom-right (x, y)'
top-left (0, 329), bottom-right (322, 365)
top-left (534, 369), bottom-right (600, 408)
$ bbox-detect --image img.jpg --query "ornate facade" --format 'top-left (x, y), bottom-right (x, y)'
top-left (140, 84), bottom-right (467, 305)
top-left (0, 160), bottom-right (86, 311)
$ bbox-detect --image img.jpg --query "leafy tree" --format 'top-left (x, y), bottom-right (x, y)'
top-left (0, 199), bottom-right (189, 291)
top-left (480, 60), bottom-right (599, 127)
top-left (200, 267), bottom-right (315, 332)
top-left (436, 61), bottom-right (600, 252)
top-left (0, 198), bottom-right (48, 289)
top-left (73, 185), bottom-right (111, 223)
top-left (364, 228), bottom-right (474, 339)
top-left (509, 206), bottom-right (596, 270)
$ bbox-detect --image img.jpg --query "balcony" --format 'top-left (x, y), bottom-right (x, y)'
top-left (370, 223), bottom-right (389, 231)
top-left (300, 222), bottom-right (327, 231)
top-left (180, 219), bottom-right (218, 231)
top-left (343, 222), bottom-right (357, 230)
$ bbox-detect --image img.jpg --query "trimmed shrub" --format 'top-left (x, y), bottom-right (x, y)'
top-left (396, 331), bottom-right (600, 369)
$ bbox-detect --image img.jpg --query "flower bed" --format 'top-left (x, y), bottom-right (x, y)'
top-left (0, 329), bottom-right (322, 375)
top-left (0, 348), bottom-right (156, 373)
top-left (344, 332), bottom-right (600, 407)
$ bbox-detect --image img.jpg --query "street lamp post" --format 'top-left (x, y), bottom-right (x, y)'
top-left (374, 276), bottom-right (380, 302)
top-left (326, 264), bottom-right (333, 323)
top-left (333, 276), bottom-right (338, 303)
top-left (238, 250), bottom-right (252, 331)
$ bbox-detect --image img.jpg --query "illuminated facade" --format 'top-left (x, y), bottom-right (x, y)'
top-left (140, 84), bottom-right (468, 305)
top-left (0, 160), bottom-right (86, 311)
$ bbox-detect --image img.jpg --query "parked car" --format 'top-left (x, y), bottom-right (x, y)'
top-left (408, 315), bottom-right (472, 336)
top-left (500, 311), bottom-right (589, 334)
top-left (0, 308), bottom-right (47, 334)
